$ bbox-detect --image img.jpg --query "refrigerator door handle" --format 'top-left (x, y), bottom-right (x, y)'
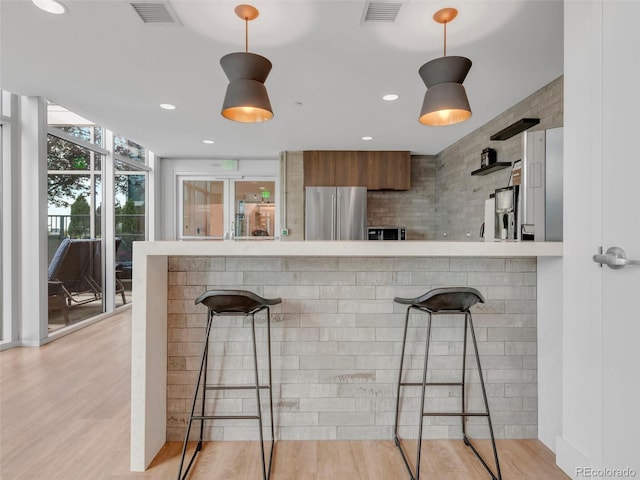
top-left (336, 193), bottom-right (342, 240)
top-left (331, 194), bottom-right (336, 240)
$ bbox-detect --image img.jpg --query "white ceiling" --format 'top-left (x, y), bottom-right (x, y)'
top-left (0, 0), bottom-right (563, 159)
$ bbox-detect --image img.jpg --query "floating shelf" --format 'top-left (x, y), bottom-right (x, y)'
top-left (490, 118), bottom-right (540, 141)
top-left (470, 162), bottom-right (512, 176)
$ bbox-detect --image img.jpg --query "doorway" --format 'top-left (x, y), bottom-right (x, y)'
top-left (177, 177), bottom-right (278, 240)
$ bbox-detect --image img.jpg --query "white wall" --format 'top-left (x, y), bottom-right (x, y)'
top-left (537, 257), bottom-right (563, 452)
top-left (157, 158), bottom-right (279, 240)
top-left (19, 97), bottom-right (49, 346)
top-left (1, 92), bottom-right (21, 348)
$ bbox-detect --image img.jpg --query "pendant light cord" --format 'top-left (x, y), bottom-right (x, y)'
top-left (245, 17), bottom-right (249, 52)
top-left (443, 21), bottom-right (447, 57)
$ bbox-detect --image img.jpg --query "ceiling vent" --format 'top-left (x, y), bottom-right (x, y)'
top-left (361, 1), bottom-right (402, 23)
top-left (130, 2), bottom-right (182, 25)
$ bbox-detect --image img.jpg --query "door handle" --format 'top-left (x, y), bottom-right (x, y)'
top-left (331, 194), bottom-right (336, 240)
top-left (593, 246), bottom-right (640, 270)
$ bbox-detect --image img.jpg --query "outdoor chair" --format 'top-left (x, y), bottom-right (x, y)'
top-left (47, 238), bottom-right (127, 308)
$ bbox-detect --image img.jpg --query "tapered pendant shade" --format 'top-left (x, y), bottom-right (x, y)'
top-left (221, 52), bottom-right (273, 122)
top-left (419, 56), bottom-right (471, 86)
top-left (419, 56), bottom-right (472, 126)
top-left (418, 7), bottom-right (472, 126)
top-left (220, 4), bottom-right (274, 123)
top-left (419, 82), bottom-right (471, 126)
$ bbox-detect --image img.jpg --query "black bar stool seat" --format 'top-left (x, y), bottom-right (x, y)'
top-left (196, 289), bottom-right (282, 315)
top-left (394, 287), bottom-right (485, 312)
top-left (176, 290), bottom-right (281, 480)
top-left (393, 287), bottom-right (502, 480)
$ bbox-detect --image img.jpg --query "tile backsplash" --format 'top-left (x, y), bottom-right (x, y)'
top-left (166, 255), bottom-right (538, 442)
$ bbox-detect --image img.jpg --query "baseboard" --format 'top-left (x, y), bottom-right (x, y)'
top-left (556, 435), bottom-right (591, 480)
top-left (0, 340), bottom-right (21, 351)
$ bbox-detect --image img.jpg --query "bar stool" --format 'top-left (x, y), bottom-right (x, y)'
top-left (393, 287), bottom-right (501, 480)
top-left (176, 290), bottom-right (281, 480)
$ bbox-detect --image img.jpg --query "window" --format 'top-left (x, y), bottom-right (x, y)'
top-left (178, 177), bottom-right (278, 240)
top-left (115, 135), bottom-right (146, 163)
top-left (233, 180), bottom-right (276, 238)
top-left (182, 180), bottom-right (225, 238)
top-left (47, 133), bottom-right (105, 332)
top-left (114, 158), bottom-right (147, 303)
top-left (48, 101), bottom-right (103, 147)
top-left (45, 103), bottom-right (149, 333)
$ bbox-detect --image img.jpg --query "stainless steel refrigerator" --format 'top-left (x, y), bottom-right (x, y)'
top-left (305, 186), bottom-right (367, 240)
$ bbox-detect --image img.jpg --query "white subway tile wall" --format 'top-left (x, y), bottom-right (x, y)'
top-left (166, 256), bottom-right (537, 442)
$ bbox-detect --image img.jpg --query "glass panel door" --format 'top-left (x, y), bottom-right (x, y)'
top-left (232, 180), bottom-right (276, 239)
top-left (181, 180), bottom-right (226, 239)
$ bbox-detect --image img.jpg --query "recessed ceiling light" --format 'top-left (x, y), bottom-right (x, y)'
top-left (160, 103), bottom-right (176, 110)
top-left (203, 140), bottom-right (214, 144)
top-left (362, 136), bottom-right (373, 141)
top-left (382, 94), bottom-right (399, 101)
top-left (32, 0), bottom-right (67, 14)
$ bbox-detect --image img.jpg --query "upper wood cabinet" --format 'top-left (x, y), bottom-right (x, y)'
top-left (303, 151), bottom-right (365, 187)
top-left (303, 151), bottom-right (410, 190)
top-left (364, 151), bottom-right (411, 190)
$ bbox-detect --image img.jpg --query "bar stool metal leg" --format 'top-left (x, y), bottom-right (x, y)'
top-left (415, 311), bottom-right (433, 480)
top-left (176, 291), bottom-right (279, 480)
top-left (393, 288), bottom-right (502, 480)
top-left (464, 313), bottom-right (502, 480)
top-left (393, 306), bottom-right (411, 443)
top-left (266, 308), bottom-right (275, 473)
top-left (250, 311), bottom-right (267, 480)
top-left (176, 312), bottom-right (214, 480)
top-left (250, 308), bottom-right (276, 480)
top-left (461, 312), bottom-right (469, 440)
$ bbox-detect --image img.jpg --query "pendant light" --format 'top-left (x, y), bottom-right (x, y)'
top-left (418, 8), bottom-right (472, 126)
top-left (220, 4), bottom-right (273, 123)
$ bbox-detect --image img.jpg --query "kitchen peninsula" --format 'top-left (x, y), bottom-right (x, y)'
top-left (130, 240), bottom-right (562, 471)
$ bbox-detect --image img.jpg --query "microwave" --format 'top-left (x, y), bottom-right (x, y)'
top-left (368, 227), bottom-right (406, 241)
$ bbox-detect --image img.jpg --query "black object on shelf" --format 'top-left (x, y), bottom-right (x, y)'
top-left (471, 162), bottom-right (512, 176)
top-left (490, 118), bottom-right (540, 141)
top-left (480, 147), bottom-right (497, 168)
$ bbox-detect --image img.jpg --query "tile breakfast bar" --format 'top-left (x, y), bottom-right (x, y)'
top-left (130, 241), bottom-right (563, 471)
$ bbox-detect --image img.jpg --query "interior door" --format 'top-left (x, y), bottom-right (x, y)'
top-left (600, 1), bottom-right (640, 470)
top-left (231, 179), bottom-right (276, 239)
top-left (179, 179), bottom-right (227, 239)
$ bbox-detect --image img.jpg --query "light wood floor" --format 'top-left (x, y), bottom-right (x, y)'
top-left (0, 310), bottom-right (570, 480)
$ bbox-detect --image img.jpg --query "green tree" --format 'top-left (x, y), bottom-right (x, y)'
top-left (121, 199), bottom-right (138, 234)
top-left (67, 195), bottom-right (90, 238)
top-left (47, 127), bottom-right (137, 208)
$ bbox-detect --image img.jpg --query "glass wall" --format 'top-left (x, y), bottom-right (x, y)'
top-left (114, 157), bottom-right (147, 304)
top-left (46, 102), bottom-right (148, 332)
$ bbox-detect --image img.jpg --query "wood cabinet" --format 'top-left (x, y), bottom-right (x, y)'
top-left (303, 151), bottom-right (365, 187)
top-left (364, 151), bottom-right (410, 190)
top-left (303, 151), bottom-right (410, 190)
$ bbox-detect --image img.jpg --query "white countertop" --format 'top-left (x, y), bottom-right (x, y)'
top-left (134, 240), bottom-right (563, 257)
